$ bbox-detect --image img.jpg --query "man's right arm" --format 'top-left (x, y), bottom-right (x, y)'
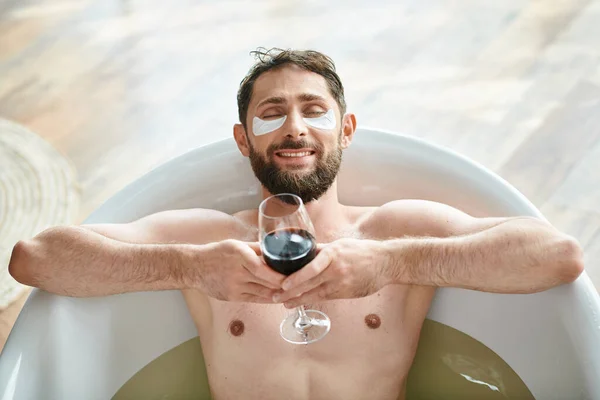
top-left (7, 209), bottom-right (280, 299)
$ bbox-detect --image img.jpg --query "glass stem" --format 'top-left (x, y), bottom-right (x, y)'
top-left (297, 305), bottom-right (308, 320)
top-left (295, 306), bottom-right (311, 332)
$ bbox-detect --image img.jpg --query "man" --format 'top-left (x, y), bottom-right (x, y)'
top-left (9, 48), bottom-right (584, 400)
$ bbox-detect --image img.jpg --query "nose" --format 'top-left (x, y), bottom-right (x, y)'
top-left (285, 111), bottom-right (308, 139)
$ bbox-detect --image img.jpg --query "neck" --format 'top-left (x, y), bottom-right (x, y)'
top-left (261, 181), bottom-right (346, 233)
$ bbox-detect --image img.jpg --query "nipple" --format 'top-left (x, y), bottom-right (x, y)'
top-left (365, 314), bottom-right (381, 329)
top-left (229, 319), bottom-right (245, 337)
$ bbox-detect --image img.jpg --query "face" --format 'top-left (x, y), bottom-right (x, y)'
top-left (234, 65), bottom-right (356, 204)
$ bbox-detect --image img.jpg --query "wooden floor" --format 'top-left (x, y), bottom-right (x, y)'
top-left (1, 0), bottom-right (600, 351)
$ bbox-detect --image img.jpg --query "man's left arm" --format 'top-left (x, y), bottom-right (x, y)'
top-left (276, 200), bottom-right (584, 307)
top-left (381, 204), bottom-right (584, 294)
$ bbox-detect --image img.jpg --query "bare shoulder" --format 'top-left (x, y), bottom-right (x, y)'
top-left (232, 208), bottom-right (259, 227)
top-left (360, 199), bottom-right (510, 239)
top-left (82, 208), bottom-right (255, 245)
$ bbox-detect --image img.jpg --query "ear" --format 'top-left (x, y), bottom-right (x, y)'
top-left (233, 123), bottom-right (251, 157)
top-left (340, 113), bottom-right (357, 149)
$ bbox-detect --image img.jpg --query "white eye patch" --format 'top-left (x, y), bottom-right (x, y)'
top-left (251, 109), bottom-right (337, 136)
top-left (303, 109), bottom-right (336, 130)
top-left (252, 115), bottom-right (287, 136)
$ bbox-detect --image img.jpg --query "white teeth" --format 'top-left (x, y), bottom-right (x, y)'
top-left (279, 152), bottom-right (312, 157)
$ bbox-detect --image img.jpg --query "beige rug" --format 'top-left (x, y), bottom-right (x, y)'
top-left (0, 118), bottom-right (80, 309)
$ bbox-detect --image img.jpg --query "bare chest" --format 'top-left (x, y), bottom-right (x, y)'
top-left (204, 286), bottom-right (414, 359)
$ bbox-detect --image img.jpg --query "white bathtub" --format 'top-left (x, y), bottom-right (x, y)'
top-left (1, 128), bottom-right (599, 399)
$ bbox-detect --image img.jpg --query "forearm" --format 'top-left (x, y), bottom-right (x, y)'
top-left (8, 226), bottom-right (201, 297)
top-left (384, 218), bottom-right (584, 293)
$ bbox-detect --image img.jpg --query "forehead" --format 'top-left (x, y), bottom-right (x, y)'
top-left (250, 65), bottom-right (334, 108)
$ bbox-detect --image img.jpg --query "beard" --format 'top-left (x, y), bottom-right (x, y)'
top-left (248, 135), bottom-right (343, 204)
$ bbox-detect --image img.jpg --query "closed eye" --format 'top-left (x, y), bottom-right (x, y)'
top-left (304, 110), bottom-right (326, 117)
top-left (262, 114), bottom-right (284, 119)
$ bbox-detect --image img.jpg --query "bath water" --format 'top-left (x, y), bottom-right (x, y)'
top-left (111, 319), bottom-right (535, 399)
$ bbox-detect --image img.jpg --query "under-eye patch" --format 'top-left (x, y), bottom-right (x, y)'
top-left (252, 115), bottom-right (287, 136)
top-left (303, 109), bottom-right (336, 130)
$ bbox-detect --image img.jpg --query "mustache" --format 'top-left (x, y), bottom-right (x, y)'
top-left (267, 139), bottom-right (323, 156)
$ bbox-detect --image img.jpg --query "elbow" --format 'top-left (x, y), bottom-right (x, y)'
top-left (8, 240), bottom-right (36, 286)
top-left (556, 236), bottom-right (585, 284)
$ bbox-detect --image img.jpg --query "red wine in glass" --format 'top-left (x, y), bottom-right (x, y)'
top-left (262, 228), bottom-right (317, 276)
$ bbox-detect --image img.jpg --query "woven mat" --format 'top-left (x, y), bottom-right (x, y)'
top-left (0, 119), bottom-right (80, 309)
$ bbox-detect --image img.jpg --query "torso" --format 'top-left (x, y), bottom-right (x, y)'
top-left (182, 205), bottom-right (436, 400)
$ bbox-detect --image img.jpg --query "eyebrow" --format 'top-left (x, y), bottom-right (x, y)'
top-left (298, 93), bottom-right (327, 103)
top-left (256, 93), bottom-right (328, 109)
top-left (256, 96), bottom-right (286, 108)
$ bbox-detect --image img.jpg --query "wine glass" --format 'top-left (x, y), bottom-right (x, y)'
top-left (258, 193), bottom-right (331, 344)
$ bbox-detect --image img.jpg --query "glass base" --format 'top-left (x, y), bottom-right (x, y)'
top-left (280, 309), bottom-right (331, 345)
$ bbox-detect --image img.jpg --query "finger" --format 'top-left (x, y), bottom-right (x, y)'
top-left (276, 273), bottom-right (327, 303)
top-left (240, 250), bottom-right (285, 287)
top-left (244, 282), bottom-right (278, 301)
top-left (253, 262), bottom-right (286, 287)
top-left (283, 283), bottom-right (337, 308)
top-left (249, 276), bottom-right (281, 290)
top-left (281, 248), bottom-right (333, 291)
top-left (243, 267), bottom-right (281, 289)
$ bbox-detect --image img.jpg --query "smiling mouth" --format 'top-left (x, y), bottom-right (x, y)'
top-left (275, 150), bottom-right (316, 158)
